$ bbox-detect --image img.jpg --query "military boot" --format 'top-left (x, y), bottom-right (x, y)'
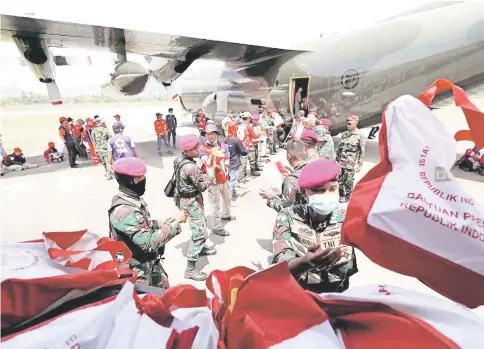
top-left (250, 169), bottom-right (261, 176)
top-left (184, 261), bottom-right (207, 281)
top-left (200, 245), bottom-right (217, 256)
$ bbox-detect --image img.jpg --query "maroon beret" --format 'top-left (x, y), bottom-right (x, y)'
top-left (346, 114), bottom-right (360, 122)
top-left (301, 129), bottom-right (319, 142)
top-left (180, 134), bottom-right (200, 151)
top-left (320, 118), bottom-right (331, 126)
top-left (113, 157), bottom-right (147, 176)
top-left (251, 113), bottom-right (260, 121)
top-left (298, 159), bottom-right (341, 189)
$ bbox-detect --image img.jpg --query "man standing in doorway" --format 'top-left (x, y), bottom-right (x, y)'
top-left (108, 122), bottom-right (138, 169)
top-left (294, 87), bottom-right (303, 115)
top-left (166, 108), bottom-right (178, 148)
top-left (58, 116), bottom-right (79, 168)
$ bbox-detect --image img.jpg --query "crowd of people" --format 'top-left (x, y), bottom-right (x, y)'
top-left (106, 104), bottom-right (367, 296)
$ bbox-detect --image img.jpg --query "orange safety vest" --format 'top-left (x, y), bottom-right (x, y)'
top-left (200, 143), bottom-right (228, 184)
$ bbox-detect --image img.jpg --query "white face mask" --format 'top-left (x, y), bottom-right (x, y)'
top-left (308, 193), bottom-right (338, 216)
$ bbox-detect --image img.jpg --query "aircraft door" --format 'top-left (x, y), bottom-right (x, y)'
top-left (216, 92), bottom-right (228, 113)
top-left (289, 76), bottom-right (310, 116)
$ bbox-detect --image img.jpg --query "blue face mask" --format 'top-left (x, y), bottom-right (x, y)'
top-left (308, 193), bottom-right (338, 215)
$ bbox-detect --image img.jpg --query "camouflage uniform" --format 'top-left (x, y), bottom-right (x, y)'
top-left (314, 126), bottom-right (336, 161)
top-left (265, 118), bottom-right (278, 154)
top-left (109, 190), bottom-right (181, 288)
top-left (272, 204), bottom-right (357, 293)
top-left (267, 163), bottom-right (307, 212)
top-left (336, 130), bottom-right (365, 200)
top-left (92, 125), bottom-right (112, 178)
top-left (173, 155), bottom-right (214, 262)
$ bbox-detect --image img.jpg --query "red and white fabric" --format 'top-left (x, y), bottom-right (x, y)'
top-left (312, 284), bottom-right (484, 349)
top-left (1, 230), bottom-right (134, 329)
top-left (273, 114), bottom-right (284, 128)
top-left (342, 79), bottom-right (484, 308)
top-left (261, 159), bottom-right (291, 192)
top-left (2, 282), bottom-right (210, 349)
top-left (206, 263), bottom-right (342, 349)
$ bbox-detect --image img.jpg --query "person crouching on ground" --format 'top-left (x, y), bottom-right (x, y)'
top-left (3, 147), bottom-right (38, 172)
top-left (44, 142), bottom-right (64, 163)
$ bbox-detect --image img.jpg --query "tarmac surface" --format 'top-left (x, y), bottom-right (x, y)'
top-left (1, 100), bottom-right (483, 318)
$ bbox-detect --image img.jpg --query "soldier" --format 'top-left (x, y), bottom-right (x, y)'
top-left (300, 129), bottom-right (320, 163)
top-left (336, 115), bottom-right (366, 203)
top-left (263, 139), bottom-right (308, 212)
top-left (314, 125), bottom-right (336, 161)
top-left (319, 118), bottom-right (335, 160)
top-left (92, 117), bottom-right (113, 180)
top-left (175, 133), bottom-right (217, 281)
top-left (109, 157), bottom-right (185, 288)
top-left (200, 123), bottom-right (234, 236)
top-left (271, 159), bottom-right (358, 293)
top-left (242, 113), bottom-right (263, 176)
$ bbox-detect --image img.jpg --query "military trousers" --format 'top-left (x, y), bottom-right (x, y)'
top-left (238, 155), bottom-right (248, 180)
top-left (338, 168), bottom-right (356, 199)
top-left (180, 196), bottom-right (209, 262)
top-left (208, 181), bottom-right (231, 231)
top-left (97, 151), bottom-right (112, 176)
top-left (248, 148), bottom-right (258, 171)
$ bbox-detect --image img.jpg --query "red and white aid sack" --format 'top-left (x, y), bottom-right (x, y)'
top-left (342, 79), bottom-right (484, 308)
top-left (312, 284), bottom-right (484, 349)
top-left (206, 263), bottom-right (342, 349)
top-left (1, 230), bottom-right (135, 329)
top-left (262, 159), bottom-right (291, 192)
top-left (2, 282), bottom-right (218, 349)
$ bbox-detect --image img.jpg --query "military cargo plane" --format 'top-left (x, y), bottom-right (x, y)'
top-left (1, 1), bottom-right (483, 134)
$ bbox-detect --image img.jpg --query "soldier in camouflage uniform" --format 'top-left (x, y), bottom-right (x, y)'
top-left (271, 159), bottom-right (357, 293)
top-left (319, 118), bottom-right (336, 161)
top-left (314, 125), bottom-right (336, 161)
top-left (301, 129), bottom-right (320, 163)
top-left (175, 133), bottom-right (216, 281)
top-left (265, 140), bottom-right (308, 212)
top-left (336, 115), bottom-right (366, 203)
top-left (109, 157), bottom-right (185, 289)
top-left (92, 117), bottom-right (113, 180)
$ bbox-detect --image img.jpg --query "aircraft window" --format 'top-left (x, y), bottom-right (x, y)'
top-left (214, 94), bottom-right (217, 101)
top-left (276, 80), bottom-right (279, 86)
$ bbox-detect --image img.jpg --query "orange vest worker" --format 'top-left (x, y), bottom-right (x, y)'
top-left (154, 119), bottom-right (168, 136)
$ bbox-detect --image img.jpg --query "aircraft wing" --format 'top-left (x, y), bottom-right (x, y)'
top-left (1, 11), bottom-right (309, 104)
top-left (0, 14), bottom-right (308, 67)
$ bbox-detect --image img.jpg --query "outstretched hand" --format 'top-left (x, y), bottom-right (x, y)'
top-left (305, 244), bottom-right (342, 271)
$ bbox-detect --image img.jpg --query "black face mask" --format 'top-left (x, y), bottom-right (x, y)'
top-left (131, 178), bottom-right (146, 196)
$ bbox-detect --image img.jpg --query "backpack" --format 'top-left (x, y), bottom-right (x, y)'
top-left (164, 158), bottom-right (193, 197)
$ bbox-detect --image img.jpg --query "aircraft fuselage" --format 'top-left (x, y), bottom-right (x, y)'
top-left (177, 1), bottom-right (484, 134)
